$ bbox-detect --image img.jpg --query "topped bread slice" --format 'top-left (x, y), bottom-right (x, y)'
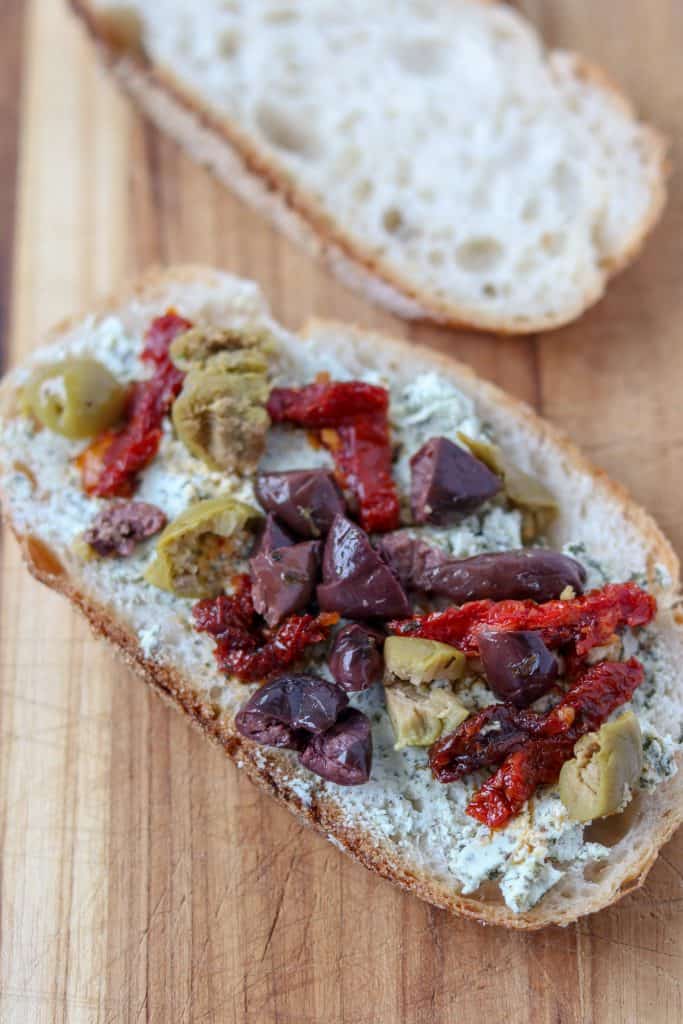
top-left (1, 266), bottom-right (681, 928)
top-left (71, 1), bottom-right (667, 332)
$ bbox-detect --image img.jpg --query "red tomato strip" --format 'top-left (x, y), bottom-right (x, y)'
top-left (458, 658), bottom-right (644, 827)
top-left (78, 311), bottom-right (190, 497)
top-left (193, 575), bottom-right (338, 682)
top-left (267, 381), bottom-right (400, 533)
top-left (388, 582), bottom-right (656, 657)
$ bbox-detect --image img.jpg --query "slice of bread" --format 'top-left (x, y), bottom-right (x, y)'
top-left (70, 1), bottom-right (667, 333)
top-left (1, 266), bottom-right (681, 928)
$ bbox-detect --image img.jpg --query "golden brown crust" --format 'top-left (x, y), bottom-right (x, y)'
top-left (2, 264), bottom-right (682, 929)
top-left (69, 0), bottom-right (669, 334)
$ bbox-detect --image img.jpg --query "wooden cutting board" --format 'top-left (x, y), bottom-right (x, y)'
top-left (1, 2), bottom-right (682, 1021)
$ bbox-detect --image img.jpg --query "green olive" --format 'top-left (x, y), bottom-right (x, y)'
top-left (559, 712), bottom-right (642, 823)
top-left (457, 431), bottom-right (557, 541)
top-left (384, 636), bottom-right (465, 685)
top-left (144, 496), bottom-right (261, 598)
top-left (25, 358), bottom-right (127, 439)
top-left (385, 682), bottom-right (469, 750)
top-left (172, 369), bottom-right (269, 474)
top-left (169, 323), bottom-right (275, 370)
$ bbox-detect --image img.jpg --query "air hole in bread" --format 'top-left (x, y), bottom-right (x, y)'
top-left (521, 197), bottom-right (541, 222)
top-left (394, 36), bottom-right (445, 75)
top-left (552, 160), bottom-right (580, 212)
top-left (218, 29), bottom-right (240, 58)
top-left (264, 4), bottom-right (299, 22)
top-left (382, 207), bottom-right (405, 235)
top-left (353, 179), bottom-right (374, 202)
top-left (541, 232), bottom-right (565, 257)
top-left (482, 283), bottom-right (498, 298)
top-left (428, 249), bottom-right (445, 266)
top-left (255, 100), bottom-right (318, 157)
top-left (455, 237), bottom-right (504, 273)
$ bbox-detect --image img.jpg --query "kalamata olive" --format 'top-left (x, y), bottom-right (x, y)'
top-left (478, 629), bottom-right (559, 707)
top-left (378, 534), bottom-right (586, 603)
top-left (329, 624), bottom-right (384, 691)
top-left (255, 513), bottom-right (295, 555)
top-left (255, 470), bottom-right (345, 538)
top-left (235, 674), bottom-right (348, 749)
top-left (317, 515), bottom-right (410, 619)
top-left (299, 708), bottom-right (372, 785)
top-left (84, 500), bottom-right (167, 557)
top-left (410, 436), bottom-right (501, 525)
top-left (250, 539), bottom-right (321, 626)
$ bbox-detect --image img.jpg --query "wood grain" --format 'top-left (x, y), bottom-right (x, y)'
top-left (0, 2), bottom-right (682, 1022)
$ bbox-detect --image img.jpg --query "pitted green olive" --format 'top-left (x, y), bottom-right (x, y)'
top-left (144, 496), bottom-right (261, 598)
top-left (169, 324), bottom-right (275, 370)
top-left (559, 712), bottom-right (642, 823)
top-left (457, 431), bottom-right (557, 541)
top-left (385, 682), bottom-right (469, 750)
top-left (384, 636), bottom-right (465, 685)
top-left (25, 358), bottom-right (127, 439)
top-left (505, 466), bottom-right (558, 542)
top-left (172, 369), bottom-right (269, 473)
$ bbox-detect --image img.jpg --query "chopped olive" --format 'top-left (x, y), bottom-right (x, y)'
top-left (299, 707), bottom-right (372, 785)
top-left (559, 712), bottom-right (642, 823)
top-left (235, 673), bottom-right (348, 750)
top-left (144, 496), bottom-right (261, 598)
top-left (172, 369), bottom-right (269, 473)
top-left (378, 538), bottom-right (586, 603)
top-left (169, 323), bottom-right (275, 370)
top-left (255, 469), bottom-right (345, 538)
top-left (250, 538), bottom-right (321, 626)
top-left (384, 636), bottom-right (465, 685)
top-left (25, 358), bottom-right (127, 439)
top-left (385, 682), bottom-right (469, 750)
top-left (317, 514), bottom-right (410, 619)
top-left (478, 629), bottom-right (558, 707)
top-left (329, 623), bottom-right (384, 692)
top-left (410, 436), bottom-right (501, 525)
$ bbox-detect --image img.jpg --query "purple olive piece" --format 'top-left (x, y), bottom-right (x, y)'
top-left (255, 469), bottom-right (345, 538)
top-left (478, 629), bottom-right (559, 708)
top-left (84, 500), bottom-right (167, 557)
top-left (329, 623), bottom-right (384, 691)
top-left (250, 539), bottom-right (321, 627)
top-left (235, 674), bottom-right (349, 750)
top-left (317, 515), bottom-right (410, 620)
top-left (378, 533), bottom-right (586, 604)
top-left (255, 513), bottom-right (295, 555)
top-left (410, 436), bottom-right (501, 525)
top-left (299, 708), bottom-right (373, 785)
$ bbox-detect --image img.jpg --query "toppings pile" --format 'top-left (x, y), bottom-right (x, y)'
top-left (23, 311), bottom-right (659, 826)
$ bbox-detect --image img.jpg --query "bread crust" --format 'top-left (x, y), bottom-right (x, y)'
top-left (1, 264), bottom-right (681, 928)
top-left (69, 1), bottom-right (668, 334)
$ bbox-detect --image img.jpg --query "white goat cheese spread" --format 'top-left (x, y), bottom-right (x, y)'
top-left (1, 306), bottom-right (679, 915)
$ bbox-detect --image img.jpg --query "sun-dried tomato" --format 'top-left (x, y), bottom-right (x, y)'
top-left (267, 380), bottom-right (400, 533)
top-left (467, 738), bottom-right (574, 829)
top-left (436, 658), bottom-right (645, 827)
top-left (267, 381), bottom-right (388, 425)
top-left (78, 311), bottom-right (190, 497)
top-left (193, 575), bottom-right (339, 682)
top-left (389, 582), bottom-right (656, 657)
top-left (430, 657), bottom-right (644, 784)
